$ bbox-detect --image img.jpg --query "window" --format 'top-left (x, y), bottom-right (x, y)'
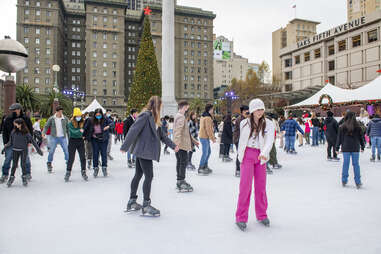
top-left (35, 38), bottom-right (40, 44)
top-left (25, 0), bottom-right (29, 6)
top-left (112, 53), bottom-right (117, 58)
top-left (24, 37), bottom-right (29, 44)
top-left (35, 77), bottom-right (40, 84)
top-left (103, 8), bottom-right (107, 14)
top-left (103, 17), bottom-right (108, 23)
top-left (23, 77), bottom-right (28, 83)
top-left (94, 7), bottom-right (98, 12)
top-left (113, 17), bottom-right (117, 24)
top-left (328, 60), bottom-right (335, 71)
top-left (285, 58), bottom-right (292, 67)
top-left (46, 48), bottom-right (50, 55)
top-left (314, 49), bottom-right (321, 58)
top-left (93, 16), bottom-right (98, 23)
top-left (36, 1), bottom-right (40, 6)
top-left (47, 11), bottom-right (51, 17)
top-left (328, 45), bottom-right (335, 56)
top-left (338, 40), bottom-right (346, 52)
top-left (103, 43), bottom-right (107, 49)
top-left (36, 10), bottom-right (41, 16)
top-left (352, 35), bottom-right (361, 47)
top-left (93, 89), bottom-right (97, 95)
top-left (368, 29), bottom-right (378, 43)
top-left (103, 52), bottom-right (107, 58)
top-left (103, 89), bottom-right (107, 95)
top-left (112, 80), bottom-right (117, 86)
top-left (36, 28), bottom-right (40, 34)
top-left (285, 71), bottom-right (292, 80)
top-left (24, 27), bottom-right (29, 34)
top-left (25, 9), bottom-right (29, 15)
top-left (45, 68), bottom-right (51, 74)
top-left (295, 55), bottom-right (300, 64)
top-left (113, 34), bottom-right (118, 40)
top-left (113, 9), bottom-right (117, 14)
top-left (45, 78), bottom-right (50, 85)
top-left (93, 51), bottom-right (97, 57)
top-left (103, 33), bottom-right (107, 40)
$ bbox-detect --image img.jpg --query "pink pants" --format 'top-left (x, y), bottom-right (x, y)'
top-left (236, 147), bottom-right (268, 222)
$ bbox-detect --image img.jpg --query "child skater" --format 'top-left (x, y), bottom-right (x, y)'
top-left (235, 99), bottom-right (274, 231)
top-left (2, 118), bottom-right (43, 187)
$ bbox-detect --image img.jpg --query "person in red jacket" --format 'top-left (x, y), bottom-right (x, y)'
top-left (115, 120), bottom-right (124, 144)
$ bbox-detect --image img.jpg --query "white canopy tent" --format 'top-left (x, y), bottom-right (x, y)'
top-left (82, 99), bottom-right (106, 113)
top-left (286, 83), bottom-right (351, 109)
top-left (351, 75), bottom-right (381, 101)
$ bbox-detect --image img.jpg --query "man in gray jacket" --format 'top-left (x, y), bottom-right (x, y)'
top-left (42, 106), bottom-right (69, 172)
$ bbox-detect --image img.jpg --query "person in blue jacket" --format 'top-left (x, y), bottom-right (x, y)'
top-left (280, 113), bottom-right (305, 154)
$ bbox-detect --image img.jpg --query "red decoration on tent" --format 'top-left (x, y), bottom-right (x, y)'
top-left (325, 80), bottom-right (329, 84)
top-left (144, 6), bottom-right (152, 15)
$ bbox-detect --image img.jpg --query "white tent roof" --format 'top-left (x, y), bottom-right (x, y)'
top-left (287, 83), bottom-right (350, 108)
top-left (351, 75), bottom-right (381, 101)
top-left (82, 99), bottom-right (106, 113)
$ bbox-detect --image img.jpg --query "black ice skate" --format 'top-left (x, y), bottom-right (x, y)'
top-left (370, 156), bottom-right (375, 162)
top-left (47, 162), bottom-right (53, 173)
top-left (0, 175), bottom-right (9, 184)
top-left (64, 171), bottom-right (71, 182)
top-left (266, 168), bottom-right (274, 175)
top-left (356, 183), bottom-right (363, 189)
top-left (198, 166), bottom-right (209, 176)
top-left (26, 174), bottom-right (32, 181)
top-left (327, 156), bottom-right (333, 161)
top-left (107, 154), bottom-right (114, 161)
top-left (7, 176), bottom-right (15, 187)
top-left (141, 200), bottom-right (160, 217)
top-left (22, 176), bottom-right (28, 187)
top-left (81, 170), bottom-right (88, 181)
top-left (125, 198), bottom-right (142, 212)
top-left (205, 164), bottom-right (213, 174)
top-left (128, 160), bottom-right (133, 168)
top-left (222, 156), bottom-right (233, 162)
top-left (273, 164), bottom-right (282, 169)
top-left (332, 157), bottom-right (340, 162)
top-left (176, 180), bottom-right (193, 193)
top-left (342, 181), bottom-right (347, 187)
top-left (93, 167), bottom-right (99, 178)
top-left (236, 222), bottom-right (247, 231)
top-left (259, 218), bottom-right (270, 227)
top-left (102, 166), bottom-right (108, 177)
top-left (87, 159), bottom-right (91, 170)
top-left (235, 170), bottom-right (240, 177)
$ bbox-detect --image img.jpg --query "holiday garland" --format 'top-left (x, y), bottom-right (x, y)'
top-left (318, 94), bottom-right (333, 110)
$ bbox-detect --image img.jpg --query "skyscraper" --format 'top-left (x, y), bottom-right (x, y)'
top-left (348, 0), bottom-right (381, 21)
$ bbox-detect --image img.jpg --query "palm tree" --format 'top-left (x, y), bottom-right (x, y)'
top-left (39, 91), bottom-right (73, 117)
top-left (16, 84), bottom-right (40, 112)
top-left (189, 98), bottom-right (206, 115)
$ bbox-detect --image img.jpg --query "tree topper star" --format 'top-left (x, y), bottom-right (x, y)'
top-left (144, 6), bottom-right (152, 15)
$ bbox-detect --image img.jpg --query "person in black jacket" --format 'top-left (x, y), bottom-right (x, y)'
top-left (0, 103), bottom-right (34, 184)
top-left (121, 96), bottom-right (179, 217)
top-left (2, 118), bottom-right (43, 187)
top-left (221, 114), bottom-right (233, 162)
top-left (123, 108), bottom-right (138, 168)
top-left (83, 108), bottom-right (114, 178)
top-left (336, 111), bottom-right (365, 189)
top-left (311, 112), bottom-right (321, 146)
top-left (324, 111), bottom-right (340, 161)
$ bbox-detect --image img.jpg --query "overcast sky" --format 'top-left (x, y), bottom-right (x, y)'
top-left (0, 0), bottom-right (346, 75)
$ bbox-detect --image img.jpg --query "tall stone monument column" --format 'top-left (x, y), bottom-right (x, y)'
top-left (161, 0), bottom-right (178, 116)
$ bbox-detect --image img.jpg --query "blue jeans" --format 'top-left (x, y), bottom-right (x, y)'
top-left (319, 130), bottom-right (326, 144)
top-left (370, 136), bottom-right (381, 158)
top-left (91, 138), bottom-right (108, 168)
top-left (127, 151), bottom-right (136, 162)
top-left (342, 152), bottom-right (361, 185)
top-left (2, 146), bottom-right (31, 176)
top-left (284, 135), bottom-right (296, 151)
top-left (312, 127), bottom-right (319, 146)
top-left (47, 136), bottom-right (69, 163)
top-left (199, 138), bottom-right (211, 167)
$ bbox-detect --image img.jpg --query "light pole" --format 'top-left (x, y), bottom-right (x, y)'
top-left (52, 64), bottom-right (60, 113)
top-left (221, 91), bottom-right (239, 114)
top-left (63, 88), bottom-right (85, 108)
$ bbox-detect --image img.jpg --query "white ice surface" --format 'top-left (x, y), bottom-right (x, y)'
top-left (1, 138), bottom-right (381, 254)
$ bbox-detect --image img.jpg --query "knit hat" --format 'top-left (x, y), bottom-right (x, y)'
top-left (73, 107), bottom-right (82, 117)
top-left (249, 99), bottom-right (265, 114)
top-left (9, 103), bottom-right (23, 110)
top-left (327, 111), bottom-right (334, 117)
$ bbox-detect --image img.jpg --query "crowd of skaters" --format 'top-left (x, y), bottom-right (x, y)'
top-left (1, 97), bottom-right (380, 231)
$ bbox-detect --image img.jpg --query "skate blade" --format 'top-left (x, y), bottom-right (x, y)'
top-left (177, 189), bottom-right (193, 193)
top-left (140, 213), bottom-right (160, 217)
top-left (124, 208), bottom-right (141, 213)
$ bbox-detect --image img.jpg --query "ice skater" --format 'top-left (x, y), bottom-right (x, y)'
top-left (2, 118), bottom-right (43, 187)
top-left (121, 96), bottom-right (179, 217)
top-left (235, 99), bottom-right (274, 231)
top-left (336, 112), bottom-right (365, 189)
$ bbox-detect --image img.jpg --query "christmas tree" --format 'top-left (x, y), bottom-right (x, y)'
top-left (127, 15), bottom-right (161, 113)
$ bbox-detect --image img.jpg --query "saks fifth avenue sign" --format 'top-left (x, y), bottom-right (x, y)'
top-left (297, 16), bottom-right (366, 49)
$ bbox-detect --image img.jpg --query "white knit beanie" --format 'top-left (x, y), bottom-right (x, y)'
top-left (249, 99), bottom-right (265, 114)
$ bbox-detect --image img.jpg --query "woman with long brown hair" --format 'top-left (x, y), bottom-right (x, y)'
top-left (121, 96), bottom-right (179, 217)
top-left (235, 99), bottom-right (275, 231)
top-left (187, 111), bottom-right (198, 170)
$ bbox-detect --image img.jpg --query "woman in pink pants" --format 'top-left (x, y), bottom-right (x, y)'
top-left (235, 99), bottom-right (275, 231)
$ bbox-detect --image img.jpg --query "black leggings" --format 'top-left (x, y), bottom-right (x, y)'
top-left (130, 157), bottom-right (153, 201)
top-left (67, 138), bottom-right (86, 172)
top-left (223, 143), bottom-right (230, 156)
top-left (175, 150), bottom-right (188, 181)
top-left (11, 150), bottom-right (28, 177)
top-left (188, 151), bottom-right (193, 164)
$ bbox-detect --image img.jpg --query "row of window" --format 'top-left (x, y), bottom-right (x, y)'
top-left (92, 80), bottom-right (118, 88)
top-left (93, 16), bottom-right (119, 25)
top-left (24, 1), bottom-right (51, 7)
top-left (184, 59), bottom-right (209, 66)
top-left (183, 83), bottom-right (209, 91)
top-left (184, 34), bottom-right (208, 40)
top-left (184, 50), bottom-right (209, 57)
top-left (288, 30), bottom-right (379, 67)
top-left (24, 9), bottom-right (52, 17)
top-left (92, 61), bottom-right (117, 68)
top-left (184, 66), bottom-right (209, 73)
top-left (23, 77), bottom-right (51, 85)
top-left (184, 41), bottom-right (209, 49)
top-left (183, 18), bottom-right (209, 26)
top-left (91, 70), bottom-right (118, 78)
top-left (71, 42), bottom-right (81, 48)
top-left (24, 67), bottom-right (51, 75)
top-left (184, 26), bottom-right (208, 34)
top-left (71, 27), bottom-right (81, 33)
top-left (184, 75), bottom-right (209, 82)
top-left (92, 51), bottom-right (118, 59)
top-left (183, 92), bottom-right (209, 99)
top-left (92, 7), bottom-right (118, 15)
top-left (24, 27), bottom-right (51, 35)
